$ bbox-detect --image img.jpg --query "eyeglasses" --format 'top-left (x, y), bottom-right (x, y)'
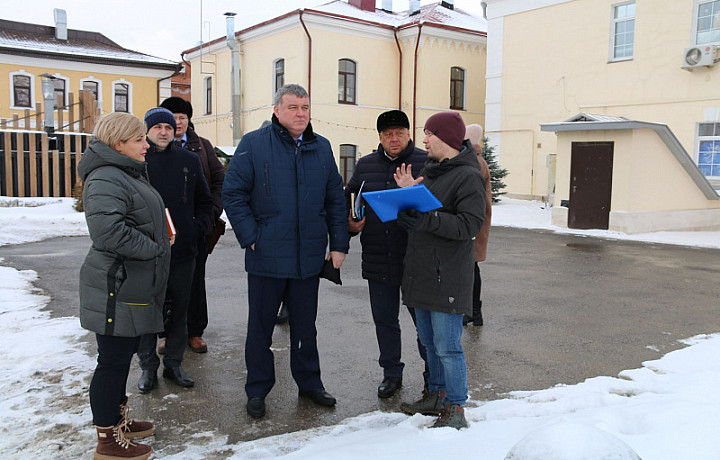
top-left (174, 116), bottom-right (189, 122)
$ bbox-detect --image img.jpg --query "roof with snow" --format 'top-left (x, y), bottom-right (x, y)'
top-left (184, 0), bottom-right (486, 55)
top-left (0, 19), bottom-right (180, 70)
top-left (307, 0), bottom-right (487, 32)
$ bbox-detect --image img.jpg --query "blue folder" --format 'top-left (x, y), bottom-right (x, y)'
top-left (362, 184), bottom-right (443, 223)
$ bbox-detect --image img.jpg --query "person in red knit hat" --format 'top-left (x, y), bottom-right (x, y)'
top-left (394, 111), bottom-right (487, 429)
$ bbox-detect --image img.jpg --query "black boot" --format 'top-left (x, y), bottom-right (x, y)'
top-left (472, 300), bottom-right (483, 326)
top-left (463, 301), bottom-right (483, 326)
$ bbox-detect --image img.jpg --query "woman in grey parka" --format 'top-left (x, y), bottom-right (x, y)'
top-left (77, 112), bottom-right (171, 460)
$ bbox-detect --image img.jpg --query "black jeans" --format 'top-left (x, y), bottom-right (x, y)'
top-left (90, 334), bottom-right (140, 426)
top-left (368, 280), bottom-right (428, 382)
top-left (473, 262), bottom-right (482, 305)
top-left (245, 274), bottom-right (323, 398)
top-left (187, 236), bottom-right (210, 338)
top-left (138, 259), bottom-right (195, 370)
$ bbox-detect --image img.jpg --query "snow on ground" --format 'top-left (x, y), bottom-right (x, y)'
top-left (1, 196), bottom-right (719, 459)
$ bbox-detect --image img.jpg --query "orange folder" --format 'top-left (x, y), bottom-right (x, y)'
top-left (165, 208), bottom-right (177, 238)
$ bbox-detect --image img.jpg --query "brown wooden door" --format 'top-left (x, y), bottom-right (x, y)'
top-left (568, 142), bottom-right (614, 230)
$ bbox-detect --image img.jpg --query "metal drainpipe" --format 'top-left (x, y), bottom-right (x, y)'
top-left (393, 28), bottom-right (402, 109)
top-left (225, 12), bottom-right (242, 144)
top-left (412, 23), bottom-right (423, 139)
top-left (299, 11), bottom-right (312, 100)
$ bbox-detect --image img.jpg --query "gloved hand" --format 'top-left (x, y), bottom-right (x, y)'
top-left (397, 209), bottom-right (424, 232)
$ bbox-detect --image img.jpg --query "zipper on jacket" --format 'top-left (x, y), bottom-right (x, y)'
top-left (153, 256), bottom-right (158, 287)
top-left (182, 166), bottom-right (189, 203)
top-left (432, 249), bottom-right (441, 284)
top-left (264, 163), bottom-right (271, 196)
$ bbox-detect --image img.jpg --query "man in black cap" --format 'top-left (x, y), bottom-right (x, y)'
top-left (160, 97), bottom-right (225, 354)
top-left (344, 110), bottom-right (428, 398)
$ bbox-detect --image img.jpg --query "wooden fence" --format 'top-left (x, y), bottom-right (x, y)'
top-left (0, 90), bottom-right (99, 198)
top-left (0, 90), bottom-right (100, 133)
top-left (0, 130), bottom-right (91, 197)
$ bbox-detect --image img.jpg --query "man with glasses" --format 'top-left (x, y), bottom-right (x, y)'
top-left (160, 97), bottom-right (225, 354)
top-left (344, 110), bottom-right (428, 399)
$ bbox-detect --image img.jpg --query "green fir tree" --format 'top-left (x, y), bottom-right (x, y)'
top-left (480, 136), bottom-right (509, 203)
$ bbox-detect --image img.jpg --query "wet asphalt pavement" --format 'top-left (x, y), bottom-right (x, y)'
top-left (1, 226), bottom-right (719, 450)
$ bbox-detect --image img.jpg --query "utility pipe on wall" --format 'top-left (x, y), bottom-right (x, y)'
top-left (412, 23), bottom-right (423, 139)
top-left (393, 29), bottom-right (403, 109)
top-left (225, 12), bottom-right (242, 144)
top-left (299, 11), bottom-right (313, 100)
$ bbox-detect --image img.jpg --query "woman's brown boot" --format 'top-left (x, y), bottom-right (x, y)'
top-left (94, 425), bottom-right (152, 460)
top-left (119, 398), bottom-right (155, 438)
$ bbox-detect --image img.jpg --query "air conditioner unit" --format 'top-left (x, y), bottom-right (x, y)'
top-left (682, 45), bottom-right (718, 69)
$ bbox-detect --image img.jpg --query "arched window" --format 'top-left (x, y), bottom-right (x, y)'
top-left (338, 59), bottom-right (357, 104)
top-left (450, 67), bottom-right (465, 110)
top-left (274, 58), bottom-right (285, 94)
top-left (339, 144), bottom-right (357, 185)
top-left (204, 77), bottom-right (212, 115)
top-left (112, 81), bottom-right (131, 113)
top-left (10, 71), bottom-right (34, 108)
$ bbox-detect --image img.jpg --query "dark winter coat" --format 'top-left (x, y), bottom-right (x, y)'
top-left (145, 141), bottom-right (213, 263)
top-left (401, 141), bottom-right (486, 315)
top-left (345, 141), bottom-right (427, 285)
top-left (77, 138), bottom-right (171, 337)
top-left (183, 127), bottom-right (225, 223)
top-left (222, 114), bottom-right (349, 279)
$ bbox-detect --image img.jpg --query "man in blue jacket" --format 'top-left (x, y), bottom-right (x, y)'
top-left (223, 84), bottom-right (349, 419)
top-left (345, 110), bottom-right (428, 398)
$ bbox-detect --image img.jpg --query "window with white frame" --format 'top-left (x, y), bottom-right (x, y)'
top-left (80, 78), bottom-right (102, 109)
top-left (697, 122), bottom-right (720, 178)
top-left (204, 77), bottom-right (212, 115)
top-left (695, 0), bottom-right (720, 44)
top-left (274, 58), bottom-right (285, 94)
top-left (450, 66), bottom-right (465, 110)
top-left (10, 72), bottom-right (33, 108)
top-left (610, 1), bottom-right (636, 60)
top-left (338, 59), bottom-right (356, 104)
top-left (339, 144), bottom-right (357, 185)
top-left (53, 75), bottom-right (69, 108)
top-left (113, 81), bottom-right (131, 113)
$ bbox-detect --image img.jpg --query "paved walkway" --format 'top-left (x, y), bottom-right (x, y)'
top-left (1, 226), bottom-right (718, 447)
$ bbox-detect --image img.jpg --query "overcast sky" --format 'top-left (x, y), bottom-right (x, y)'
top-left (1, 0), bottom-right (485, 61)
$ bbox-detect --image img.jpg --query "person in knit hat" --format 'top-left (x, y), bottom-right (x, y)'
top-left (136, 107), bottom-right (213, 394)
top-left (394, 111), bottom-right (486, 429)
top-left (160, 97), bottom-right (225, 354)
top-left (464, 124), bottom-right (493, 326)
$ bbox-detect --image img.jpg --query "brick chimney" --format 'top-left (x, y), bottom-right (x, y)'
top-left (349, 0), bottom-right (375, 12)
top-left (53, 8), bottom-right (67, 40)
top-left (409, 0), bottom-right (421, 15)
top-left (441, 0), bottom-right (454, 10)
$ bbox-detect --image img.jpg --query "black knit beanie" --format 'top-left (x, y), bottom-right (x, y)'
top-left (144, 107), bottom-right (177, 133)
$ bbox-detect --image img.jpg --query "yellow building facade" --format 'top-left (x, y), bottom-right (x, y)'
top-left (485, 0), bottom-right (720, 232)
top-left (0, 15), bottom-right (179, 129)
top-left (184, 0), bottom-right (487, 183)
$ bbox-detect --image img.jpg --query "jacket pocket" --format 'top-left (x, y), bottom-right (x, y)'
top-left (116, 259), bottom-right (160, 304)
top-left (264, 162), bottom-right (271, 196)
top-left (432, 248), bottom-right (441, 285)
